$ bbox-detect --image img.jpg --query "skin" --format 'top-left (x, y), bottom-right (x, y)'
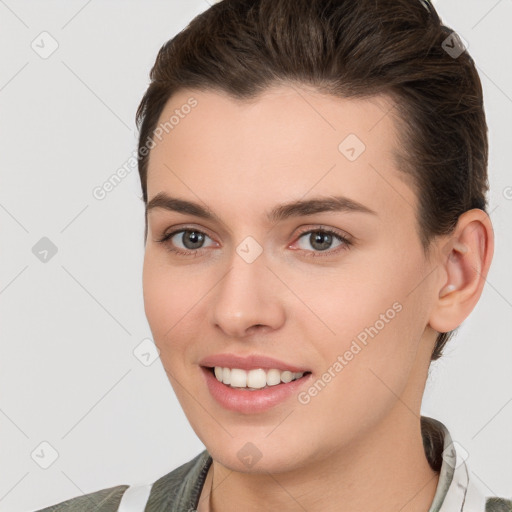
top-left (142, 85), bottom-right (494, 512)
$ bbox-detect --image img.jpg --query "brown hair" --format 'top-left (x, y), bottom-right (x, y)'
top-left (135, 0), bottom-right (489, 362)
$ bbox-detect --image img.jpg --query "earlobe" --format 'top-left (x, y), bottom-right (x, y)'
top-left (428, 209), bottom-right (494, 333)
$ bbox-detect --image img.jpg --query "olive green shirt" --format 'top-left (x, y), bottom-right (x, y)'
top-left (33, 416), bottom-right (511, 511)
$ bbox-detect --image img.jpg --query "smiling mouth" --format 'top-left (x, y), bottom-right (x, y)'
top-left (204, 366), bottom-right (313, 391)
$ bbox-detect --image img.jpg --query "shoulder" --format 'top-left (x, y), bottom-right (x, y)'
top-left (145, 449), bottom-right (211, 510)
top-left (485, 497), bottom-right (512, 512)
top-left (33, 484), bottom-right (129, 512)
top-left (32, 450), bottom-right (211, 512)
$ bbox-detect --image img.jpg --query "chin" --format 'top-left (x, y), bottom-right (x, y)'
top-left (205, 438), bottom-right (309, 475)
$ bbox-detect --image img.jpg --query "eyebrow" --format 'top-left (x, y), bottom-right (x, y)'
top-left (146, 192), bottom-right (377, 224)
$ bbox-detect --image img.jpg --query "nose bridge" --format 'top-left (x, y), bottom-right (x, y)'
top-left (210, 242), bottom-right (285, 337)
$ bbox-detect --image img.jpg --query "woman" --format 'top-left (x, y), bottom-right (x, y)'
top-left (36, 0), bottom-right (509, 510)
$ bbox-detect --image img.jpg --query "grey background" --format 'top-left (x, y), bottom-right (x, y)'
top-left (0, 1), bottom-right (511, 511)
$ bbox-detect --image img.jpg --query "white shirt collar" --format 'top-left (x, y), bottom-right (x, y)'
top-left (424, 416), bottom-right (489, 512)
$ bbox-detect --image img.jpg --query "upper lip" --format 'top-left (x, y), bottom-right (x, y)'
top-left (199, 353), bottom-right (310, 373)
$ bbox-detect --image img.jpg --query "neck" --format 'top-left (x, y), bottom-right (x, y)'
top-left (202, 408), bottom-right (439, 512)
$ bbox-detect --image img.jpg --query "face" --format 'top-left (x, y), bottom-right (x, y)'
top-left (142, 85), bottom-right (439, 474)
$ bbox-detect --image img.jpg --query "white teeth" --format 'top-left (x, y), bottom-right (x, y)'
top-left (212, 367), bottom-right (306, 389)
top-left (246, 368), bottom-right (266, 389)
top-left (266, 368), bottom-right (281, 386)
top-left (230, 368), bottom-right (247, 387)
top-left (281, 370), bottom-right (293, 383)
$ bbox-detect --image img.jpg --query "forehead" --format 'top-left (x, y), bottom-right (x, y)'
top-left (146, 85), bottom-right (417, 227)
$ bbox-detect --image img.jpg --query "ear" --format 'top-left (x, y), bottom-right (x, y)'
top-left (428, 208), bottom-right (494, 334)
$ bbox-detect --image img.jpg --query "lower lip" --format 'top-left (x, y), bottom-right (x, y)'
top-left (201, 366), bottom-right (312, 414)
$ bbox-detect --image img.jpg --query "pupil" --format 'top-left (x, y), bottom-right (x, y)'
top-left (184, 231), bottom-right (204, 249)
top-left (311, 232), bottom-right (332, 251)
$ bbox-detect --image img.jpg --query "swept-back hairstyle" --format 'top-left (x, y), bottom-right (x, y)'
top-left (135, 0), bottom-right (489, 363)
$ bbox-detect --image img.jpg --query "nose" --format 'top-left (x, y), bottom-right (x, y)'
top-left (210, 250), bottom-right (286, 339)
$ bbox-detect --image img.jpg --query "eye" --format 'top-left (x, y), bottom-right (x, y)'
top-left (155, 228), bottom-right (216, 256)
top-left (155, 225), bottom-right (353, 258)
top-left (293, 227), bottom-right (352, 257)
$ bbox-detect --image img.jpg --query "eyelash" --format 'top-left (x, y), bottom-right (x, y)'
top-left (155, 226), bottom-right (353, 258)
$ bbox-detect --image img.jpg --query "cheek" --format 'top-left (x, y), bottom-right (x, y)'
top-left (288, 257), bottom-right (413, 342)
top-left (291, 249), bottom-right (427, 388)
top-left (143, 259), bottom-right (169, 333)
top-left (142, 254), bottom-right (200, 352)
top-left (327, 262), bottom-right (427, 394)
